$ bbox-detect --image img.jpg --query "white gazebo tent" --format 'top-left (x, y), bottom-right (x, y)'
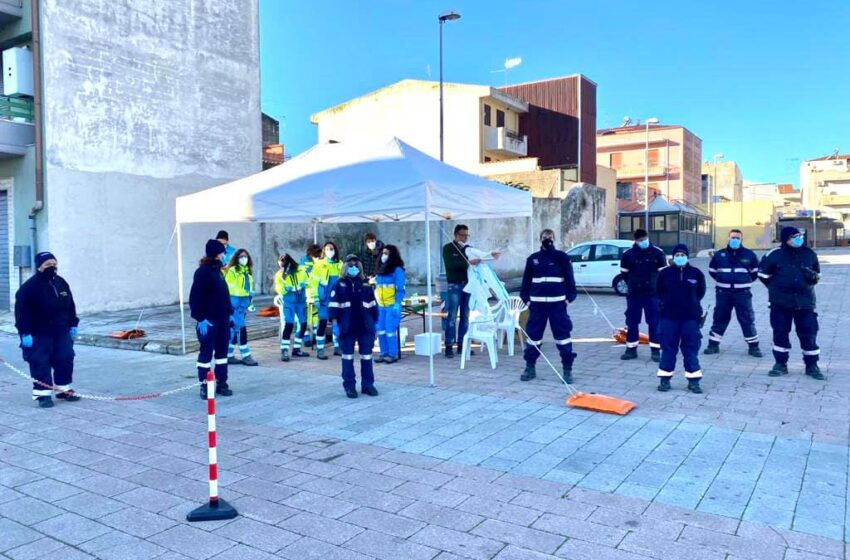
top-left (175, 137), bottom-right (533, 386)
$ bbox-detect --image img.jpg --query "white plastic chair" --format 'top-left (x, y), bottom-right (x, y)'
top-left (460, 306), bottom-right (501, 370)
top-left (497, 296), bottom-right (528, 356)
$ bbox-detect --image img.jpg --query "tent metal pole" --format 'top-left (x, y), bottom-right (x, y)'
top-left (425, 211), bottom-right (435, 388)
top-left (176, 223), bottom-right (187, 355)
top-left (313, 222), bottom-right (318, 243)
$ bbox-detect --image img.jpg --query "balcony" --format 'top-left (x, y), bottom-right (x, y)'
top-left (0, 95), bottom-right (34, 158)
top-left (0, 0), bottom-right (23, 25)
top-left (823, 194), bottom-right (850, 207)
top-left (614, 164), bottom-right (668, 180)
top-left (484, 126), bottom-right (527, 158)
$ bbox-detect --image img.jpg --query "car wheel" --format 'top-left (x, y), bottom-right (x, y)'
top-left (613, 275), bottom-right (628, 296)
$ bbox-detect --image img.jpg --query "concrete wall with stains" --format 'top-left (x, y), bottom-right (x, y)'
top-left (38, 0), bottom-right (261, 311)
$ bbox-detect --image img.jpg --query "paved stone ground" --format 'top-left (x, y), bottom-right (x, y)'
top-left (1, 251), bottom-right (849, 559)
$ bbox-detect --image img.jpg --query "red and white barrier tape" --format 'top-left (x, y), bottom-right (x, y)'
top-left (204, 371), bottom-right (220, 503)
top-left (0, 357), bottom-right (203, 401)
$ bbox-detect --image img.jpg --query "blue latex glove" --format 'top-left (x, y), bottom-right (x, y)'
top-left (20, 334), bottom-right (33, 348)
top-left (197, 320), bottom-right (212, 337)
top-left (70, 327), bottom-right (78, 338)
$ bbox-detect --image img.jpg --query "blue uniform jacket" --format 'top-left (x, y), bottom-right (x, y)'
top-left (619, 244), bottom-right (667, 297)
top-left (329, 277), bottom-right (378, 336)
top-left (189, 261), bottom-right (234, 324)
top-left (708, 246), bottom-right (759, 290)
top-left (758, 245), bottom-right (820, 309)
top-left (657, 264), bottom-right (706, 321)
top-left (15, 272), bottom-right (79, 336)
top-left (520, 247), bottom-right (577, 304)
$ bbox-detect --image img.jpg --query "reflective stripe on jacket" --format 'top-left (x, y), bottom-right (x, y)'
top-left (708, 247), bottom-right (759, 290)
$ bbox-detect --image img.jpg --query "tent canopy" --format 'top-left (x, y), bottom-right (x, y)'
top-left (175, 137), bottom-right (532, 224)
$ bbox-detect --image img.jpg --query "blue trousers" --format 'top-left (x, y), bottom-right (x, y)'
top-left (770, 306), bottom-right (819, 365)
top-left (658, 318), bottom-right (702, 378)
top-left (625, 295), bottom-right (660, 349)
top-left (339, 333), bottom-right (375, 391)
top-left (197, 322), bottom-right (229, 385)
top-left (23, 332), bottom-right (74, 399)
top-left (442, 283), bottom-right (470, 348)
top-left (523, 302), bottom-right (575, 367)
top-left (709, 289), bottom-right (758, 345)
top-left (229, 296), bottom-right (251, 357)
top-left (376, 306), bottom-right (401, 358)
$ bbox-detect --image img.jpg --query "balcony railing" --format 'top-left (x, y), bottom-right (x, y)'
top-left (484, 126), bottom-right (528, 157)
top-left (615, 164), bottom-right (668, 179)
top-left (0, 95), bottom-right (33, 123)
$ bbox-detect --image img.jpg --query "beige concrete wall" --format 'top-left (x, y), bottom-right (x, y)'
top-left (713, 200), bottom-right (776, 249)
top-left (703, 161), bottom-right (743, 202)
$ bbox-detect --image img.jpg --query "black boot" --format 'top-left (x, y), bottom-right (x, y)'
top-left (199, 385), bottom-right (207, 400)
top-left (748, 344), bottom-right (763, 358)
top-left (687, 378), bottom-right (703, 394)
top-left (36, 396), bottom-right (54, 408)
top-left (620, 347), bottom-right (638, 360)
top-left (651, 348), bottom-right (661, 363)
top-left (345, 388), bottom-right (358, 399)
top-left (55, 390), bottom-right (81, 402)
top-left (227, 356), bottom-right (240, 365)
top-left (805, 363), bottom-right (825, 380)
top-left (216, 383), bottom-right (233, 397)
top-left (768, 362), bottom-right (788, 377)
top-left (281, 349), bottom-right (290, 362)
top-left (657, 378), bottom-right (671, 392)
top-left (241, 356), bottom-right (258, 366)
top-left (703, 342), bottom-right (720, 355)
top-left (316, 348), bottom-right (328, 360)
top-left (520, 364), bottom-right (536, 381)
top-left (445, 346), bottom-right (455, 359)
top-left (292, 348), bottom-right (309, 358)
top-left (562, 367), bottom-right (573, 385)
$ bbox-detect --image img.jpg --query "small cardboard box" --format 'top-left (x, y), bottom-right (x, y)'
top-left (414, 333), bottom-right (442, 356)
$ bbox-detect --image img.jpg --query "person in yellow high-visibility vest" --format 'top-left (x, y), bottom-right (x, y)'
top-left (224, 249), bottom-right (258, 366)
top-left (316, 241), bottom-right (343, 359)
top-left (274, 254), bottom-right (310, 361)
top-left (300, 244), bottom-right (323, 348)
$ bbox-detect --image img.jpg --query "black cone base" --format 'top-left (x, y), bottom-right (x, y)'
top-left (186, 498), bottom-right (238, 522)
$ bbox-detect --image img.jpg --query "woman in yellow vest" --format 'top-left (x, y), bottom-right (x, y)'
top-left (374, 245), bottom-right (406, 363)
top-left (275, 253), bottom-right (311, 361)
top-left (224, 249), bottom-right (258, 366)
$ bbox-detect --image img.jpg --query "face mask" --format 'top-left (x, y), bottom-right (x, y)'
top-left (728, 238), bottom-right (742, 250)
top-left (325, 249), bottom-right (335, 259)
top-left (541, 238), bottom-right (554, 250)
top-left (41, 266), bottom-right (57, 278)
top-left (637, 239), bottom-right (650, 250)
top-left (381, 254), bottom-right (389, 263)
top-left (673, 255), bottom-right (688, 267)
top-left (367, 242), bottom-right (376, 251)
top-left (238, 257), bottom-right (248, 266)
top-left (347, 266), bottom-right (360, 277)
top-left (790, 236), bottom-right (804, 248)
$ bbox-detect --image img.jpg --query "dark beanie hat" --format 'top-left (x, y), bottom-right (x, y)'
top-left (633, 229), bottom-right (648, 240)
top-left (216, 230), bottom-right (229, 241)
top-left (672, 243), bottom-right (689, 256)
top-left (35, 252), bottom-right (56, 268)
top-left (205, 239), bottom-right (225, 258)
top-left (781, 226), bottom-right (800, 243)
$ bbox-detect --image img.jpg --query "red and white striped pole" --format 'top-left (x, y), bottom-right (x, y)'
top-left (187, 371), bottom-right (238, 522)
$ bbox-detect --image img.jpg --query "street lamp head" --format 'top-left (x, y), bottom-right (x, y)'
top-left (646, 117), bottom-right (659, 124)
top-left (439, 10), bottom-right (461, 22)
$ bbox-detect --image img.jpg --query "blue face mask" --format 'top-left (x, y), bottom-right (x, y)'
top-left (673, 255), bottom-right (688, 267)
top-left (637, 239), bottom-right (650, 250)
top-left (347, 266), bottom-right (360, 277)
top-left (790, 236), bottom-right (804, 248)
top-left (728, 238), bottom-right (742, 250)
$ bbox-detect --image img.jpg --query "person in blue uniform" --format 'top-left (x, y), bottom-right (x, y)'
top-left (656, 244), bottom-right (707, 393)
top-left (15, 252), bottom-right (81, 408)
top-left (704, 230), bottom-right (762, 357)
top-left (519, 229), bottom-right (577, 383)
top-left (758, 226), bottom-right (824, 380)
top-left (619, 228), bottom-right (667, 362)
top-left (374, 245), bottom-right (406, 364)
top-left (275, 253), bottom-right (310, 362)
top-left (329, 254), bottom-right (379, 398)
top-left (189, 239), bottom-right (235, 399)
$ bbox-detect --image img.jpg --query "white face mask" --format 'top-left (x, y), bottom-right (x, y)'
top-left (381, 254), bottom-right (389, 263)
top-left (325, 249), bottom-right (335, 259)
top-left (367, 241), bottom-right (376, 251)
top-left (238, 256), bottom-right (248, 266)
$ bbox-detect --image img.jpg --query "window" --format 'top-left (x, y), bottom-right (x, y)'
top-left (648, 149), bottom-right (660, 166)
top-left (651, 215), bottom-right (665, 231)
top-left (567, 245), bottom-right (592, 262)
top-left (632, 216), bottom-right (645, 231)
top-left (610, 153), bottom-right (623, 169)
top-left (594, 245), bottom-right (620, 261)
top-left (496, 109), bottom-right (505, 128)
top-left (616, 182), bottom-right (632, 200)
top-left (667, 214), bottom-right (679, 232)
top-left (619, 216), bottom-right (633, 233)
top-left (483, 104), bottom-right (491, 126)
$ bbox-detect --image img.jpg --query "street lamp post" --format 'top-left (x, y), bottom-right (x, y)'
top-left (438, 11), bottom-right (461, 162)
top-left (644, 117), bottom-right (659, 236)
top-left (711, 153), bottom-right (724, 248)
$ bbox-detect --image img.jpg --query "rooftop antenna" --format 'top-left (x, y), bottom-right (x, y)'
top-left (621, 115), bottom-right (632, 127)
top-left (490, 57), bottom-right (522, 86)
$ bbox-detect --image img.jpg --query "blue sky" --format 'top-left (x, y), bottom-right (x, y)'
top-left (260, 0), bottom-right (849, 187)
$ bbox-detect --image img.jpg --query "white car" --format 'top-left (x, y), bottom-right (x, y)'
top-left (566, 239), bottom-right (635, 296)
